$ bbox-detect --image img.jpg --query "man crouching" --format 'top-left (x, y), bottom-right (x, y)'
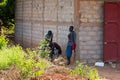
top-left (49, 42), bottom-right (62, 61)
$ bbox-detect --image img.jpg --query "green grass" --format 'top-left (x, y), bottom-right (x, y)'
top-left (0, 35), bottom-right (8, 49)
top-left (1, 25), bottom-right (14, 35)
top-left (71, 62), bottom-right (99, 80)
top-left (0, 46), bottom-right (26, 69)
top-left (0, 36), bottom-right (51, 78)
top-left (0, 45), bottom-right (50, 78)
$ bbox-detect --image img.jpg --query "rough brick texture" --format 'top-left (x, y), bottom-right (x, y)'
top-left (80, 1), bottom-right (104, 23)
top-left (79, 1), bottom-right (104, 63)
top-left (79, 23), bottom-right (103, 63)
top-left (15, 0), bottom-right (74, 49)
top-left (15, 0), bottom-right (119, 63)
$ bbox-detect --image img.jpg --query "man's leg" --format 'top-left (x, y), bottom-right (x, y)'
top-left (73, 50), bottom-right (76, 64)
top-left (72, 43), bottom-right (76, 64)
top-left (50, 50), bottom-right (54, 62)
top-left (67, 56), bottom-right (71, 65)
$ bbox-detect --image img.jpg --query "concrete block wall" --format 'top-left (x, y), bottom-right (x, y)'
top-left (16, 0), bottom-right (119, 63)
top-left (44, 0), bottom-right (57, 21)
top-left (79, 23), bottom-right (103, 63)
top-left (15, 21), bottom-right (23, 45)
top-left (15, 0), bottom-right (23, 20)
top-left (22, 22), bottom-right (32, 47)
top-left (15, 0), bottom-right (74, 49)
top-left (31, 23), bottom-right (44, 46)
top-left (32, 0), bottom-right (43, 21)
top-left (80, 1), bottom-right (104, 23)
top-left (58, 0), bottom-right (74, 22)
top-left (79, 1), bottom-right (104, 63)
top-left (22, 0), bottom-right (32, 21)
top-left (31, 0), bottom-right (44, 46)
top-left (15, 0), bottom-right (23, 45)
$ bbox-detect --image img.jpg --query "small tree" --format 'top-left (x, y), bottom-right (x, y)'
top-left (0, 0), bottom-right (15, 35)
top-left (0, 0), bottom-right (8, 6)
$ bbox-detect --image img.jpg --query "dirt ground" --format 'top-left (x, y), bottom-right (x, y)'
top-left (96, 63), bottom-right (120, 80)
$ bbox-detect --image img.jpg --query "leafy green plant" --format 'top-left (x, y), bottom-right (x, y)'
top-left (0, 35), bottom-right (8, 49)
top-left (0, 45), bottom-right (26, 69)
top-left (0, 0), bottom-right (15, 28)
top-left (39, 40), bottom-right (49, 47)
top-left (1, 25), bottom-right (14, 34)
top-left (71, 63), bottom-right (84, 75)
top-left (0, 0), bottom-right (7, 6)
top-left (37, 40), bottom-right (51, 58)
top-left (71, 62), bottom-right (99, 80)
top-left (33, 70), bottom-right (44, 76)
top-left (16, 48), bottom-right (50, 78)
top-left (0, 45), bottom-right (50, 78)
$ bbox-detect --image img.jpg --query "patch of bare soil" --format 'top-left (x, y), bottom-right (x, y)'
top-left (0, 65), bottom-right (22, 80)
top-left (53, 56), bottom-right (66, 66)
top-left (30, 65), bottom-right (85, 80)
top-left (97, 63), bottom-right (120, 80)
top-left (30, 72), bottom-right (84, 80)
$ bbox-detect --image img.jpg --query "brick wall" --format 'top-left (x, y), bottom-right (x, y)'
top-left (15, 0), bottom-right (23, 45)
top-left (79, 1), bottom-right (104, 63)
top-left (16, 0), bottom-right (119, 63)
top-left (15, 0), bottom-right (74, 50)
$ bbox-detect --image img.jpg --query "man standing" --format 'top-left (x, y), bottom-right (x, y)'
top-left (66, 26), bottom-right (76, 65)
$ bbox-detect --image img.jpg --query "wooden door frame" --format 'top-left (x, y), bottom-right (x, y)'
top-left (74, 0), bottom-right (80, 60)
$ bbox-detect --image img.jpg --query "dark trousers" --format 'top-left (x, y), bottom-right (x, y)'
top-left (67, 56), bottom-right (71, 65)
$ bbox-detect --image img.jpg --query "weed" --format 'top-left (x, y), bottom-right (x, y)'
top-left (71, 62), bottom-right (99, 80)
top-left (0, 45), bottom-right (50, 78)
top-left (0, 35), bottom-right (8, 49)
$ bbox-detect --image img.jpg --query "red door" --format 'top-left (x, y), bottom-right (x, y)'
top-left (104, 2), bottom-right (120, 62)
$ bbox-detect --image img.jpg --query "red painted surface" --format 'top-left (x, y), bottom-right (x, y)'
top-left (104, 2), bottom-right (120, 62)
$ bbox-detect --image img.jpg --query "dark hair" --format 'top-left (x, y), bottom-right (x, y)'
top-left (48, 30), bottom-right (52, 36)
top-left (69, 26), bottom-right (74, 32)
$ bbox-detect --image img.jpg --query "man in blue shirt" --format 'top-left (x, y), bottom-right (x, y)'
top-left (66, 26), bottom-right (76, 65)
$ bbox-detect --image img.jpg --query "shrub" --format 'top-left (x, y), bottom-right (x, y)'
top-left (20, 48), bottom-right (50, 78)
top-left (0, 45), bottom-right (50, 78)
top-left (37, 40), bottom-right (51, 58)
top-left (0, 45), bottom-right (26, 69)
top-left (0, 35), bottom-right (8, 49)
top-left (71, 62), bottom-right (99, 80)
top-left (1, 25), bottom-right (14, 34)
